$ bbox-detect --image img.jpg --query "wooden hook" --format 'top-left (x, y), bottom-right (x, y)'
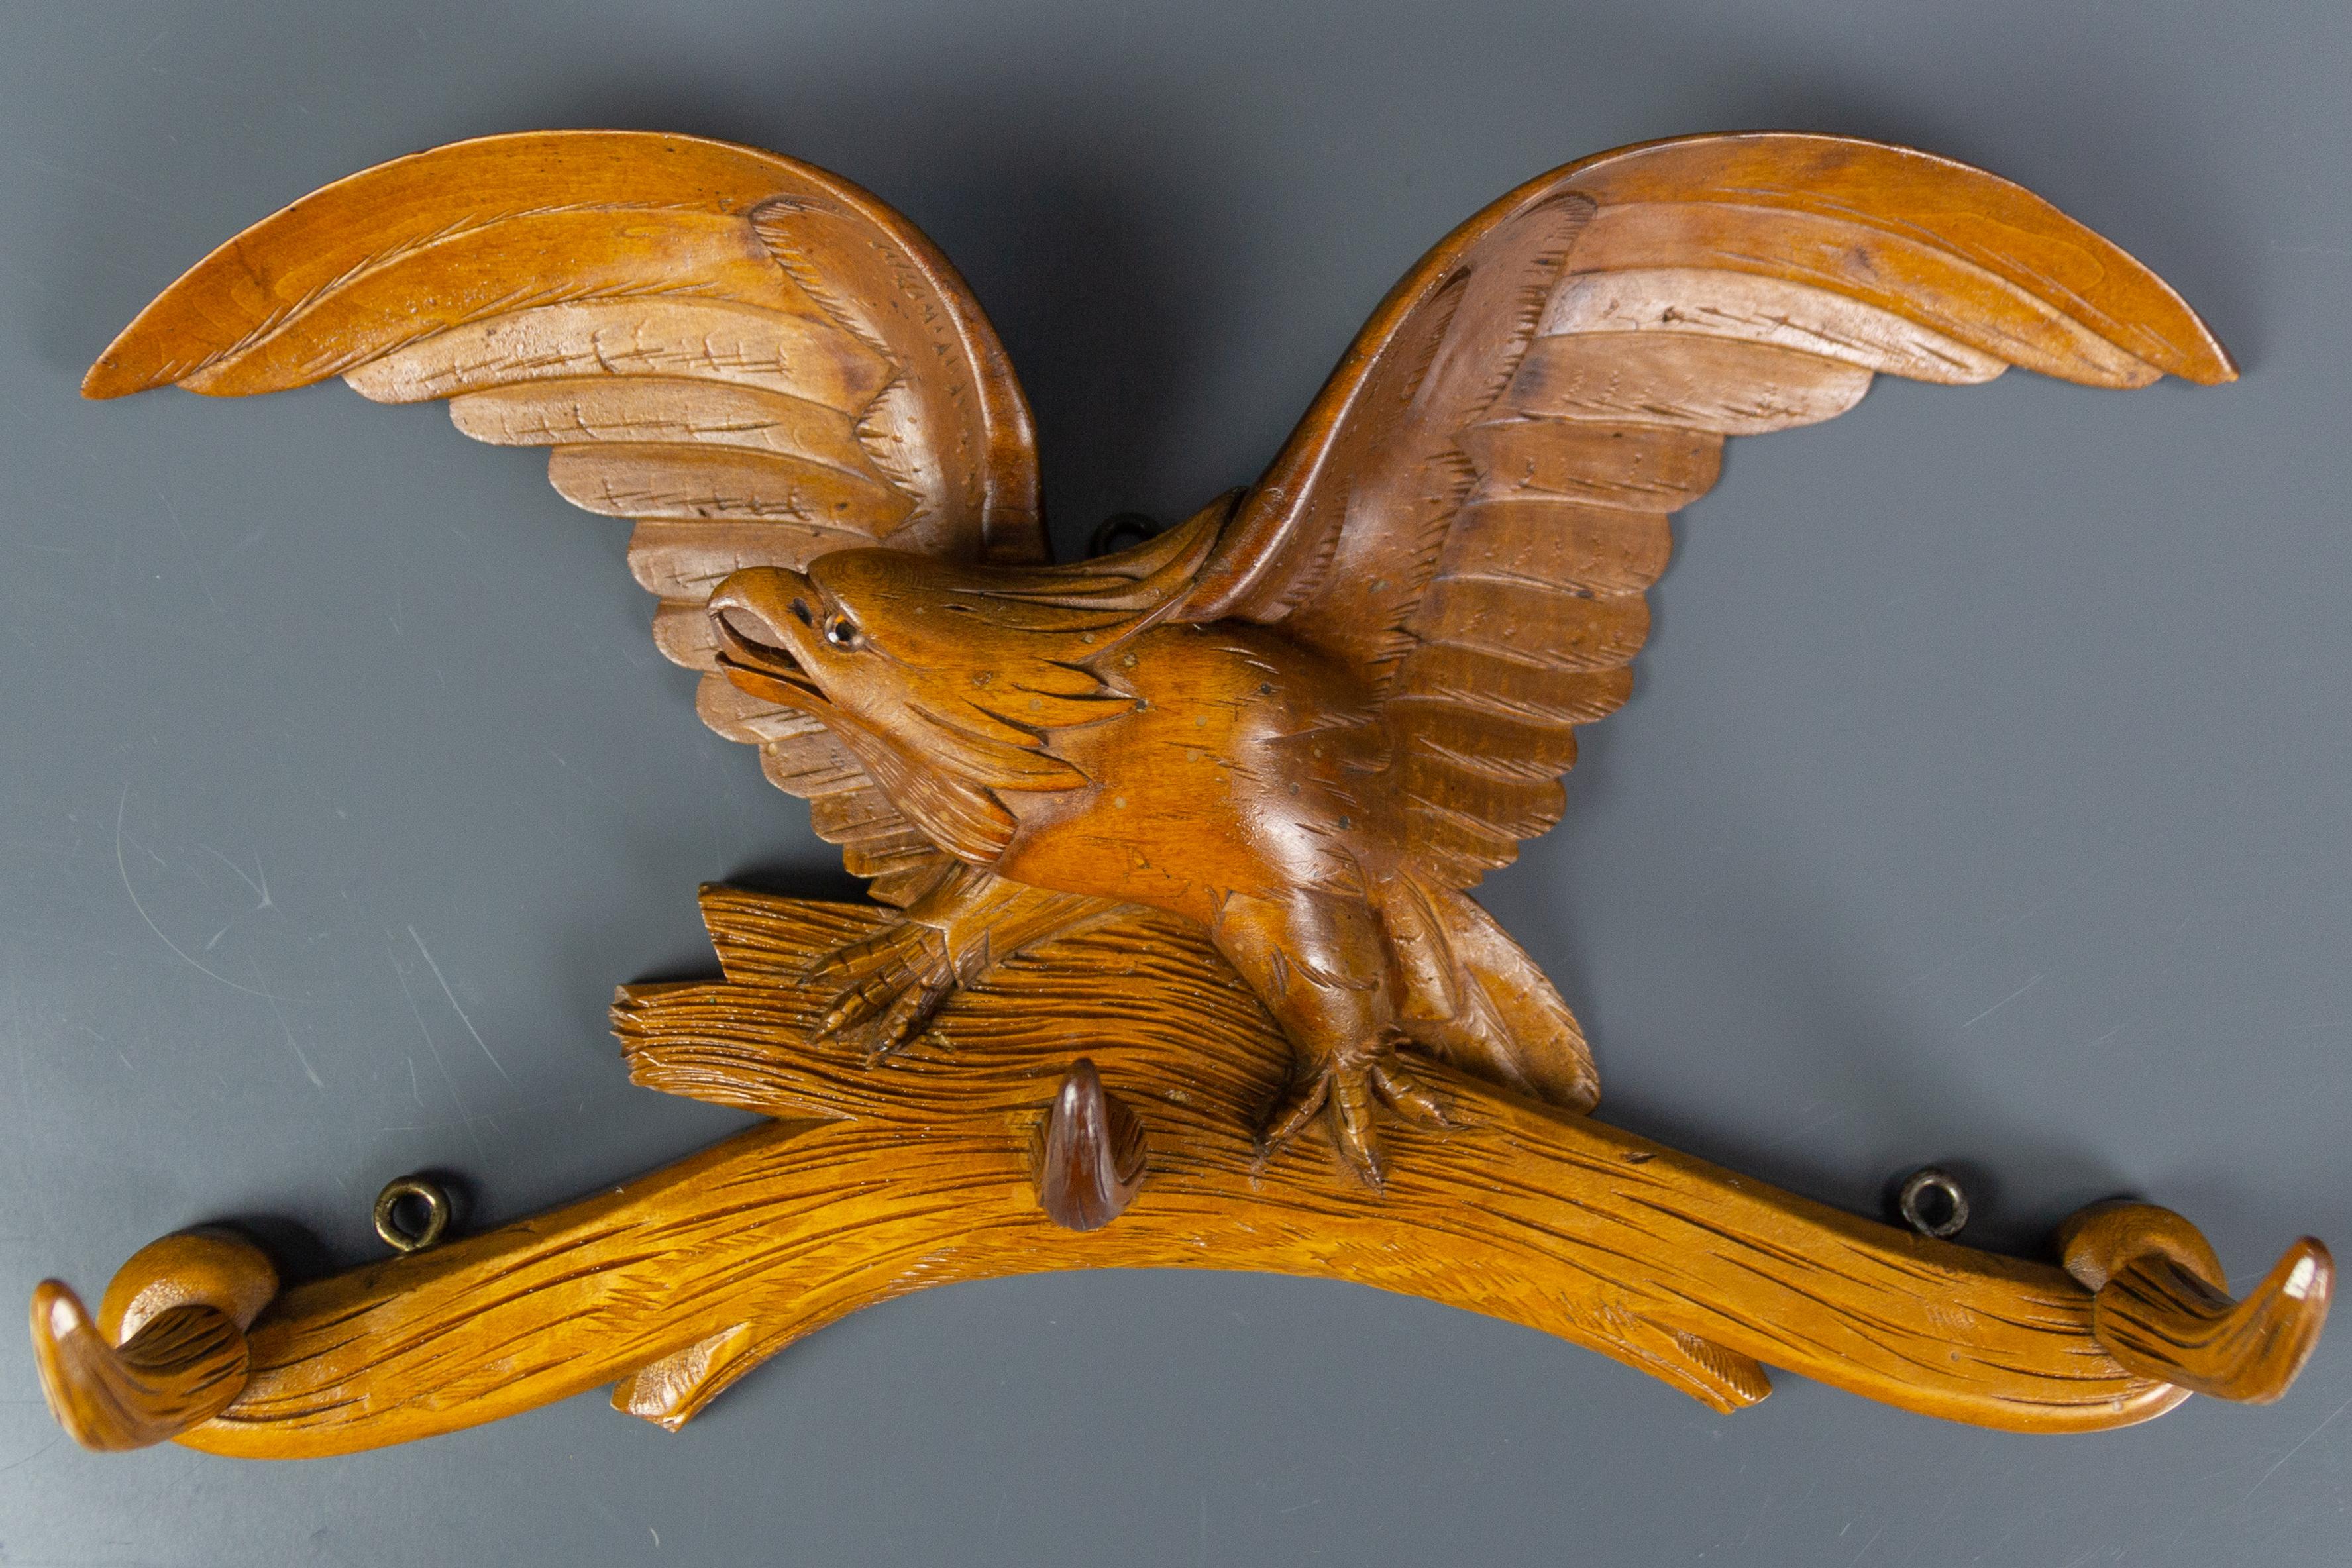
top-left (2058, 1202), bottom-right (2333, 1404)
top-left (23, 894), bottom-right (2335, 1459)
top-left (1036, 1059), bottom-right (1148, 1231)
top-left (29, 1228), bottom-right (278, 1451)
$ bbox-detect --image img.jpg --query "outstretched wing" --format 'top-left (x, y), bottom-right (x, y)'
top-left (85, 130), bottom-right (1045, 906)
top-left (1177, 132), bottom-right (2234, 890)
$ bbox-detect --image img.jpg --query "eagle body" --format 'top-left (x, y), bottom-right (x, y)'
top-left (1000, 617), bottom-right (1396, 919)
top-left (84, 129), bottom-right (2235, 1183)
top-left (1007, 617), bottom-right (1438, 1155)
top-left (705, 531), bottom-right (1593, 1178)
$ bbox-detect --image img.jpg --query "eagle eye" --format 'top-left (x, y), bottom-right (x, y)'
top-left (824, 613), bottom-right (863, 649)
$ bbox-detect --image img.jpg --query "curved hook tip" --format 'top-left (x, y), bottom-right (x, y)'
top-left (30, 1276), bottom-right (255, 1453)
top-left (2227, 1238), bottom-right (2333, 1403)
top-left (2090, 1233), bottom-right (2331, 1405)
top-left (1037, 1059), bottom-right (1148, 1231)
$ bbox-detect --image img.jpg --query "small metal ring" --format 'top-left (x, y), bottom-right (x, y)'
top-left (1088, 511), bottom-right (1161, 559)
top-left (1898, 1167), bottom-right (1970, 1239)
top-left (372, 1175), bottom-right (453, 1254)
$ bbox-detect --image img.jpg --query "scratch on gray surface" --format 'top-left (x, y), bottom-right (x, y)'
top-left (394, 953), bottom-right (488, 1163)
top-left (248, 956), bottom-right (323, 1090)
top-left (155, 484), bottom-right (223, 614)
top-left (1757, 1101), bottom-right (1849, 1152)
top-left (196, 845), bottom-right (272, 909)
top-left (7, 963), bottom-right (54, 1252)
top-left (2244, 1392), bottom-right (2351, 1500)
top-left (549, 749), bottom-right (630, 811)
top-left (115, 786), bottom-right (272, 998)
top-left (1960, 972), bottom-right (2044, 1031)
top-left (17, 149), bottom-right (157, 207)
top-left (0, 1433), bottom-right (63, 1475)
top-left (409, 925), bottom-right (509, 1080)
top-left (1912, 844), bottom-right (2131, 984)
top-left (2055, 1546), bottom-right (2121, 1568)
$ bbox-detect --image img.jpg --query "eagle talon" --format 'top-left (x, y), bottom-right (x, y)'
top-left (805, 921), bottom-right (957, 1063)
top-left (1371, 1056), bottom-right (1450, 1127)
top-left (1258, 1045), bottom-right (1450, 1188)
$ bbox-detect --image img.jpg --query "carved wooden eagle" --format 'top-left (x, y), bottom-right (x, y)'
top-left (86, 130), bottom-right (2233, 1182)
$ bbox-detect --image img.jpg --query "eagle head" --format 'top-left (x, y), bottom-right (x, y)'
top-left (705, 497), bottom-right (1228, 861)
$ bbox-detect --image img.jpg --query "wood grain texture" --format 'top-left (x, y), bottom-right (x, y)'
top-left (30, 1292), bottom-right (251, 1454)
top-left (1137, 143), bottom-right (2237, 1158)
top-left (41, 889), bottom-right (2295, 1458)
top-left (1536, 267), bottom-right (2011, 383)
top-left (44, 131), bottom-right (2322, 1461)
top-left (345, 297), bottom-right (892, 409)
top-left (1510, 332), bottom-right (1876, 432)
top-left (2058, 1202), bottom-right (2332, 1403)
top-left (30, 892), bottom-right (2327, 1454)
top-left (30, 1231), bottom-right (276, 1453)
top-left (81, 130), bottom-right (1045, 910)
top-left (1461, 421), bottom-right (1723, 509)
top-left (77, 129), bottom-right (2251, 1171)
top-left (1556, 134), bottom-right (2235, 386)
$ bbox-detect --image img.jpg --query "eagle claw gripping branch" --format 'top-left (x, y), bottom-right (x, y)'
top-left (35, 130), bottom-right (2330, 1456)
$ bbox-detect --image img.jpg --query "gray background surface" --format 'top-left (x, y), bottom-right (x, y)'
top-left (4, 1), bottom-right (2349, 1563)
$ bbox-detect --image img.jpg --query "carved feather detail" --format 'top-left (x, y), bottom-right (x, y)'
top-left (81, 131), bottom-right (1051, 902)
top-left (55, 132), bottom-right (2294, 1452)
top-left (1179, 131), bottom-right (2233, 898)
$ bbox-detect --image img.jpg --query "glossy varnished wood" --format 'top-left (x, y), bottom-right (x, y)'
top-left (35, 129), bottom-right (2325, 1456)
top-left (1034, 1059), bottom-right (1149, 1231)
top-left (29, 1230), bottom-right (276, 1451)
top-left (70, 129), bottom-right (2248, 1176)
top-left (2059, 1202), bottom-right (2333, 1403)
top-left (28, 892), bottom-right (2329, 1455)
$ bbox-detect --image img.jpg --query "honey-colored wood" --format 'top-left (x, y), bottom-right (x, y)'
top-left (2058, 1202), bottom-right (2334, 1404)
top-left (27, 892), bottom-right (2329, 1456)
top-left (38, 129), bottom-right (2325, 1457)
top-left (29, 1230), bottom-right (276, 1452)
top-left (74, 127), bottom-right (2247, 1173)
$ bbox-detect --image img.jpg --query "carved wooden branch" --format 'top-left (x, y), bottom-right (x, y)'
top-left (32, 131), bottom-right (2334, 1458)
top-left (30, 890), bottom-right (2331, 1456)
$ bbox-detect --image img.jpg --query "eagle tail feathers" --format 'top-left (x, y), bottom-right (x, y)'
top-left (1377, 870), bottom-right (1598, 1113)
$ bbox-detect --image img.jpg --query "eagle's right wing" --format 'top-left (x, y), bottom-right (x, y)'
top-left (1178, 132), bottom-right (2235, 892)
top-left (1161, 134), bottom-right (2233, 1108)
top-left (85, 130), bottom-right (1045, 906)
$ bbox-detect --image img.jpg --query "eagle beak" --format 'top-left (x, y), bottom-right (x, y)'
top-left (709, 568), bottom-right (826, 705)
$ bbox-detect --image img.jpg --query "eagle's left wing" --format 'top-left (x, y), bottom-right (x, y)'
top-left (85, 130), bottom-right (1045, 907)
top-left (1175, 132), bottom-right (2234, 892)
